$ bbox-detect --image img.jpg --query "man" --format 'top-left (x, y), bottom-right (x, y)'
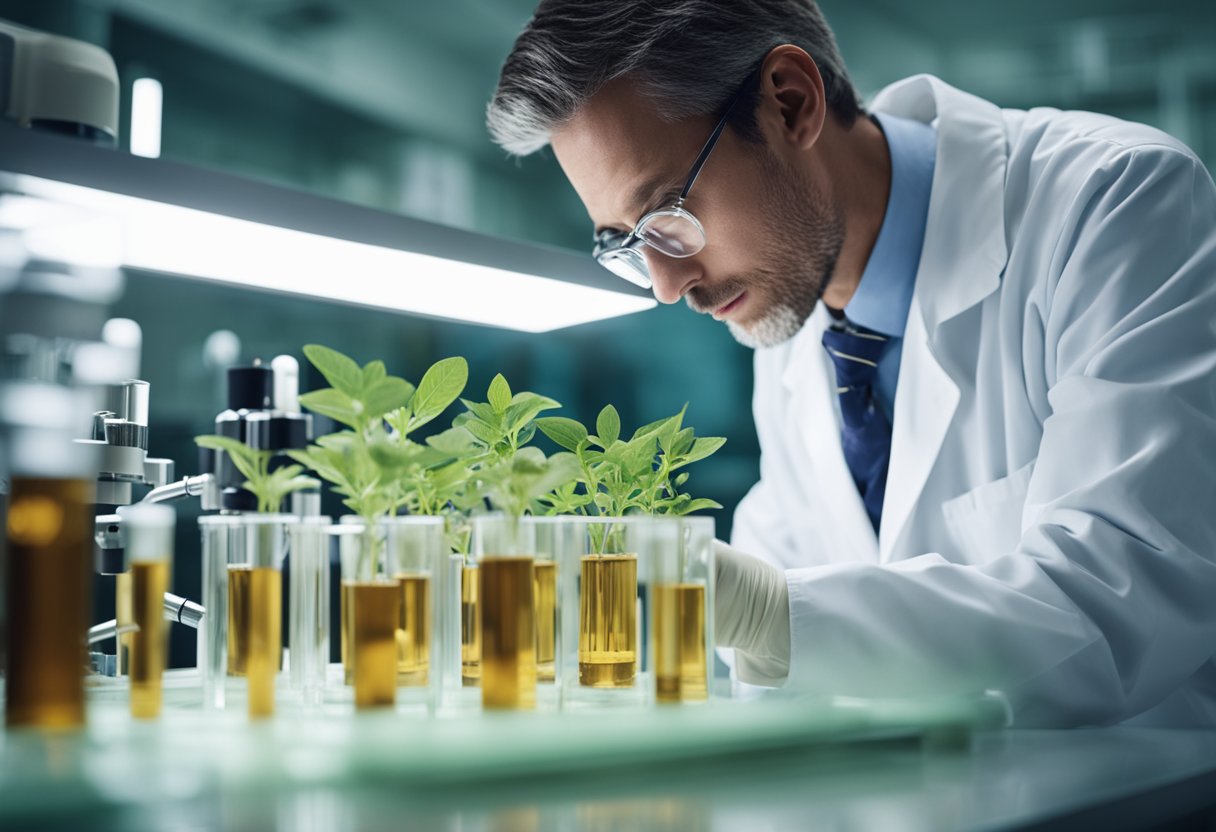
top-left (488, 0), bottom-right (1216, 726)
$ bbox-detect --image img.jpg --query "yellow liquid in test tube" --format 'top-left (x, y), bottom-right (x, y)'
top-left (653, 583), bottom-right (707, 703)
top-left (480, 557), bottom-right (536, 710)
top-left (352, 581), bottom-right (399, 709)
top-left (533, 561), bottom-right (557, 683)
top-left (129, 560), bottom-right (171, 718)
top-left (579, 554), bottom-right (637, 688)
top-left (4, 478), bottom-right (92, 730)
top-left (461, 565), bottom-right (481, 686)
top-left (394, 572), bottom-right (430, 686)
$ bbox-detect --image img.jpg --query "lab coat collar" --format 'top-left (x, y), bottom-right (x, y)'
top-left (778, 76), bottom-right (1011, 563)
top-left (870, 75), bottom-right (1010, 560)
top-left (870, 75), bottom-right (1010, 332)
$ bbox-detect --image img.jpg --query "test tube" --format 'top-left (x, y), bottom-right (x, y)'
top-left (119, 503), bottom-right (175, 719)
top-left (473, 514), bottom-right (536, 710)
top-left (288, 516), bottom-right (331, 708)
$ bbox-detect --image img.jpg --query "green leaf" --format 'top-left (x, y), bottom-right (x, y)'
top-left (460, 399), bottom-right (500, 427)
top-left (361, 360), bottom-right (387, 390)
top-left (487, 373), bottom-right (512, 413)
top-left (679, 436), bottom-right (726, 466)
top-left (426, 426), bottom-right (478, 456)
top-left (621, 434), bottom-right (658, 477)
top-left (672, 427), bottom-right (696, 457)
top-left (411, 357), bottom-right (469, 427)
top-left (505, 396), bottom-right (560, 433)
top-left (535, 417), bottom-right (588, 452)
top-left (676, 497), bottom-right (722, 515)
top-left (303, 344), bottom-right (363, 397)
top-left (195, 435), bottom-right (260, 482)
top-left (362, 377), bottom-right (414, 421)
top-left (462, 418), bottom-right (500, 445)
top-left (596, 405), bottom-right (621, 447)
top-left (299, 388), bottom-right (361, 428)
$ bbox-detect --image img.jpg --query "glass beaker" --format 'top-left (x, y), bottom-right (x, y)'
top-left (337, 520), bottom-right (398, 710)
top-left (634, 516), bottom-right (715, 704)
top-left (287, 516), bottom-right (331, 708)
top-left (472, 514), bottom-right (536, 710)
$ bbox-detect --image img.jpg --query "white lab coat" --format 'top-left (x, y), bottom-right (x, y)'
top-left (731, 75), bottom-right (1216, 728)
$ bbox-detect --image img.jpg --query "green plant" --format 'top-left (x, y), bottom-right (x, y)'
top-left (454, 373), bottom-right (580, 520)
top-left (193, 435), bottom-right (318, 514)
top-left (536, 403), bottom-right (725, 517)
top-left (288, 344), bottom-right (467, 521)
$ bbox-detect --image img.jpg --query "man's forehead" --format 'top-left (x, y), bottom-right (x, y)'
top-left (552, 80), bottom-right (700, 227)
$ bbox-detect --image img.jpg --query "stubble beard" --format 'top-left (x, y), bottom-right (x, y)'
top-left (687, 149), bottom-right (845, 350)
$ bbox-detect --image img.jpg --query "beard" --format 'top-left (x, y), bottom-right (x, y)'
top-left (685, 148), bottom-right (845, 349)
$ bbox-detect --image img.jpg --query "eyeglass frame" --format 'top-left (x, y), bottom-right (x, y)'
top-left (592, 69), bottom-right (759, 290)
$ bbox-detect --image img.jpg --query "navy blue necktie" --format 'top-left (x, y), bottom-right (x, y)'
top-left (822, 323), bottom-right (892, 532)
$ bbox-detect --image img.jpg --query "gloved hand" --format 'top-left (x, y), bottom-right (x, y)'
top-left (714, 540), bottom-right (790, 686)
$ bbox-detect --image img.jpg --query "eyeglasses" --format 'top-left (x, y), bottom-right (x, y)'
top-left (593, 73), bottom-right (755, 290)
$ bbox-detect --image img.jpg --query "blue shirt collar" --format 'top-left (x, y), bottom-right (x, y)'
top-left (842, 112), bottom-right (937, 338)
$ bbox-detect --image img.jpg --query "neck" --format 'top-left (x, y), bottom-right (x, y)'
top-left (816, 114), bottom-right (891, 311)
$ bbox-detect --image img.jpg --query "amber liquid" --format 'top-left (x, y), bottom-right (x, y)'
top-left (228, 566), bottom-right (281, 718)
top-left (653, 584), bottom-right (708, 703)
top-left (351, 581), bottom-right (399, 709)
top-left (533, 561), bottom-right (557, 683)
top-left (579, 554), bottom-right (637, 687)
top-left (341, 581), bottom-right (354, 685)
top-left (129, 560), bottom-right (171, 719)
top-left (480, 557), bottom-right (536, 710)
top-left (394, 572), bottom-right (430, 687)
top-left (115, 569), bottom-right (133, 677)
top-left (461, 565), bottom-right (481, 686)
top-left (4, 477), bottom-right (92, 730)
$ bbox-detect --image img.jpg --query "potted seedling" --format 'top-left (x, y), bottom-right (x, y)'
top-left (535, 404), bottom-right (724, 693)
top-left (192, 435), bottom-right (319, 717)
top-left (288, 345), bottom-right (466, 708)
top-left (454, 373), bottom-right (580, 709)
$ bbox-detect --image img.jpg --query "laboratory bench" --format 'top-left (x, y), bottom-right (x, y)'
top-left (1, 681), bottom-right (1214, 831)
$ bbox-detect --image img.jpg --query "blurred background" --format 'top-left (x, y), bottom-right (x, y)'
top-left (2, 0), bottom-right (1214, 661)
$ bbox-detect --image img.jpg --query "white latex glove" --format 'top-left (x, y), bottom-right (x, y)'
top-left (713, 540), bottom-right (790, 686)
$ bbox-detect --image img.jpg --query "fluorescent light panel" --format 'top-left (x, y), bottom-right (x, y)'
top-left (15, 175), bottom-right (656, 332)
top-left (130, 78), bottom-right (163, 159)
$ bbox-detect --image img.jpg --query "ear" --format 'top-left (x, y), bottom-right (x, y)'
top-left (756, 45), bottom-right (826, 151)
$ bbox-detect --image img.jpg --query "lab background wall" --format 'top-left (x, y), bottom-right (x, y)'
top-left (2, 0), bottom-right (1213, 666)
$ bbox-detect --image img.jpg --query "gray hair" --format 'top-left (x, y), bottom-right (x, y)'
top-left (487, 0), bottom-right (862, 156)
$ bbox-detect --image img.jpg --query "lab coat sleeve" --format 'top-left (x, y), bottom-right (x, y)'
top-left (783, 145), bottom-right (1216, 726)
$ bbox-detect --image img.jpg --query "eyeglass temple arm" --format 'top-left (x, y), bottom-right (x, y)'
top-left (678, 70), bottom-right (757, 200)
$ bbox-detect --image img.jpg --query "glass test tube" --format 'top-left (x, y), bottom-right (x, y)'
top-left (339, 521), bottom-right (398, 710)
top-left (635, 516), bottom-right (714, 704)
top-left (288, 516), bottom-right (331, 707)
top-left (119, 503), bottom-right (175, 719)
top-left (473, 515), bottom-right (536, 710)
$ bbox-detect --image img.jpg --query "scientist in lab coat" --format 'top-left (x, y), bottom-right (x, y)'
top-left (487, 0), bottom-right (1216, 727)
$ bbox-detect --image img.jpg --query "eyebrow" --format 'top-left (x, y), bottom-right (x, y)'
top-left (594, 173), bottom-right (684, 237)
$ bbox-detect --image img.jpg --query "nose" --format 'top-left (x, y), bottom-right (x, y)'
top-left (644, 249), bottom-right (701, 305)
